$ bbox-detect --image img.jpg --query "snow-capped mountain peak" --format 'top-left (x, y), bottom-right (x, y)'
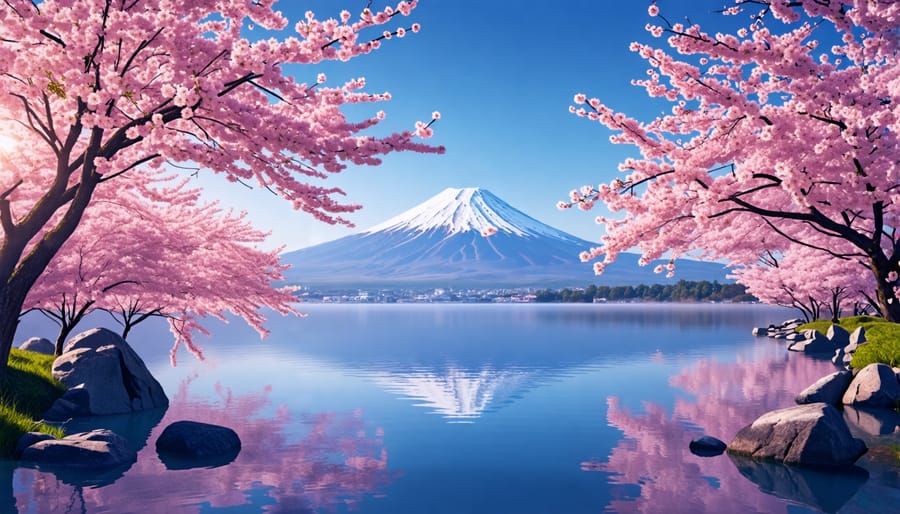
top-left (281, 186), bottom-right (729, 288)
top-left (363, 187), bottom-right (578, 241)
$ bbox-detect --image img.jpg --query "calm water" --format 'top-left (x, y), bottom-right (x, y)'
top-left (7, 303), bottom-right (900, 513)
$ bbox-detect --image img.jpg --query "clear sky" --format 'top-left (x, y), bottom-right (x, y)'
top-left (196, 0), bottom-right (723, 251)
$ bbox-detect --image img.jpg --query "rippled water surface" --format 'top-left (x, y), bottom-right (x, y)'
top-left (8, 303), bottom-right (900, 513)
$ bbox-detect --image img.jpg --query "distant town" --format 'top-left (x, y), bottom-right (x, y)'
top-left (295, 280), bottom-right (756, 304)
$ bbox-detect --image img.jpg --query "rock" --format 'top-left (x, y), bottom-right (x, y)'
top-left (789, 330), bottom-right (838, 354)
top-left (727, 403), bottom-right (867, 467)
top-left (826, 324), bottom-right (851, 347)
top-left (832, 348), bottom-right (845, 366)
top-left (796, 371), bottom-right (853, 406)
top-left (19, 337), bottom-right (54, 355)
top-left (14, 432), bottom-right (56, 460)
top-left (156, 421), bottom-right (241, 469)
top-left (752, 327), bottom-right (768, 336)
top-left (43, 386), bottom-right (91, 421)
top-left (842, 363), bottom-right (900, 409)
top-left (689, 435), bottom-right (727, 457)
top-left (52, 328), bottom-right (168, 415)
top-left (843, 351), bottom-right (854, 367)
top-left (20, 429), bottom-right (136, 469)
top-left (848, 326), bottom-right (867, 347)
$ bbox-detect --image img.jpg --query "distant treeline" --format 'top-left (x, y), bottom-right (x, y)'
top-left (534, 280), bottom-right (756, 303)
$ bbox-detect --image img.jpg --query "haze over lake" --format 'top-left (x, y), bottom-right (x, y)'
top-left (9, 304), bottom-right (900, 513)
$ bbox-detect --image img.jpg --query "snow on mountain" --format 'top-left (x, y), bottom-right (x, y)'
top-left (364, 187), bottom-right (582, 242)
top-left (281, 187), bottom-right (728, 288)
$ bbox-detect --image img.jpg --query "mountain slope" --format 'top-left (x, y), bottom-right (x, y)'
top-left (281, 187), bottom-right (728, 288)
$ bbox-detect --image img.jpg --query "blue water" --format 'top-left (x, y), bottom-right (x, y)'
top-left (7, 304), bottom-right (900, 513)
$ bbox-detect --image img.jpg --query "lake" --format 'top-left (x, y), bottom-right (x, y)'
top-left (7, 303), bottom-right (900, 513)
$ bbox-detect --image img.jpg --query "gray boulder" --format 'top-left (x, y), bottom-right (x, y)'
top-left (752, 327), bottom-right (768, 336)
top-left (789, 330), bottom-right (838, 354)
top-left (848, 326), bottom-right (867, 347)
top-left (832, 348), bottom-right (845, 366)
top-left (43, 386), bottom-right (91, 421)
top-left (842, 363), bottom-right (900, 409)
top-left (796, 371), bottom-right (853, 406)
top-left (19, 337), bottom-right (54, 355)
top-left (52, 328), bottom-right (168, 416)
top-left (14, 432), bottom-right (56, 460)
top-left (156, 420), bottom-right (241, 469)
top-left (19, 429), bottom-right (136, 469)
top-left (826, 324), bottom-right (851, 347)
top-left (843, 351), bottom-right (854, 367)
top-left (727, 403), bottom-right (867, 467)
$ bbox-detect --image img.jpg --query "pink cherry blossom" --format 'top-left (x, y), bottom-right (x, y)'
top-left (0, 0), bottom-right (442, 372)
top-left (562, 0), bottom-right (900, 321)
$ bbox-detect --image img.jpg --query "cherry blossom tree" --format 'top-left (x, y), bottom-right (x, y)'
top-left (731, 244), bottom-right (874, 322)
top-left (0, 0), bottom-right (442, 374)
top-left (562, 1), bottom-right (900, 320)
top-left (23, 170), bottom-right (298, 358)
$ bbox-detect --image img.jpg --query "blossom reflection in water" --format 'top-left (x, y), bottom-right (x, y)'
top-left (581, 344), bottom-right (855, 514)
top-left (13, 379), bottom-right (393, 513)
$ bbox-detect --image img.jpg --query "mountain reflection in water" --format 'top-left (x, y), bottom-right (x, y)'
top-left (10, 303), bottom-right (900, 513)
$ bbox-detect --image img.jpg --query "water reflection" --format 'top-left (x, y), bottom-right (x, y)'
top-left (12, 379), bottom-right (393, 513)
top-left (372, 367), bottom-right (533, 421)
top-left (582, 344), bottom-right (842, 513)
top-left (729, 454), bottom-right (869, 513)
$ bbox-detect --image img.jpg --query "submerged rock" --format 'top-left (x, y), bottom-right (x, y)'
top-left (156, 420), bottom-right (241, 469)
top-left (728, 403), bottom-right (866, 467)
top-left (689, 435), bottom-right (727, 457)
top-left (19, 429), bottom-right (136, 469)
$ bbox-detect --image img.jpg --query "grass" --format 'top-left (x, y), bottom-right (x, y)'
top-left (0, 349), bottom-right (66, 458)
top-left (797, 315), bottom-right (900, 369)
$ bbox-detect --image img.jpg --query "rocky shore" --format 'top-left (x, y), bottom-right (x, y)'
top-left (15, 328), bottom-right (241, 477)
top-left (693, 318), bottom-right (899, 471)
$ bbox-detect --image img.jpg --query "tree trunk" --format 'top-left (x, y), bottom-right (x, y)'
top-left (870, 257), bottom-right (900, 322)
top-left (0, 295), bottom-right (22, 380)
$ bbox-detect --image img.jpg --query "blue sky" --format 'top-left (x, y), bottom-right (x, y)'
top-left (197, 0), bottom-right (727, 251)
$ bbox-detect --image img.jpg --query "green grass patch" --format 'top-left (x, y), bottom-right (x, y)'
top-left (0, 349), bottom-right (66, 458)
top-left (797, 316), bottom-right (900, 369)
top-left (852, 323), bottom-right (900, 369)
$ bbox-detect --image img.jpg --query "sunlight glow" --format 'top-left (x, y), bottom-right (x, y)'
top-left (0, 135), bottom-right (17, 154)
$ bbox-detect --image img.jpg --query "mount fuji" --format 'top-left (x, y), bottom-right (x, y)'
top-left (281, 187), bottom-right (729, 288)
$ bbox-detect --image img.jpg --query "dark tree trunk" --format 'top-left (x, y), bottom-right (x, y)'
top-left (870, 257), bottom-right (900, 323)
top-left (0, 295), bottom-right (22, 377)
